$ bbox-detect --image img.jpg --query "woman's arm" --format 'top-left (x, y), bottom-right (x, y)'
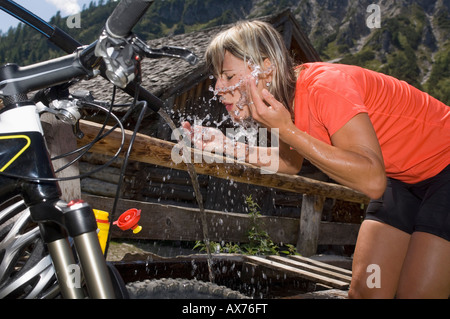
top-left (182, 122), bottom-right (303, 174)
top-left (281, 113), bottom-right (386, 199)
top-left (241, 138), bottom-right (304, 174)
top-left (247, 79), bottom-right (386, 199)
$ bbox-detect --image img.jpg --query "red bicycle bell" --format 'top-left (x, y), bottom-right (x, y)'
top-left (113, 208), bottom-right (142, 234)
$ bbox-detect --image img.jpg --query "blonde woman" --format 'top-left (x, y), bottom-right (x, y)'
top-left (182, 20), bottom-right (450, 298)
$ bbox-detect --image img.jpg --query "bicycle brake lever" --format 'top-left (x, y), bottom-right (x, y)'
top-left (132, 37), bottom-right (198, 65)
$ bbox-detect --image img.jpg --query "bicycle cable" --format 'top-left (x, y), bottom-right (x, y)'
top-left (104, 84), bottom-right (148, 258)
top-left (51, 88), bottom-right (139, 171)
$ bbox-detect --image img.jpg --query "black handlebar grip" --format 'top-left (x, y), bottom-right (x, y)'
top-left (105, 0), bottom-right (153, 38)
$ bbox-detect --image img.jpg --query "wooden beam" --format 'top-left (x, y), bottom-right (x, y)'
top-left (42, 113), bottom-right (81, 201)
top-left (289, 255), bottom-right (353, 277)
top-left (297, 194), bottom-right (325, 257)
top-left (267, 255), bottom-right (352, 284)
top-left (78, 120), bottom-right (370, 204)
top-left (83, 194), bottom-right (298, 244)
top-left (82, 195), bottom-right (360, 246)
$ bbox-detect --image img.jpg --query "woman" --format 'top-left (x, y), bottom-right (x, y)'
top-left (183, 20), bottom-right (450, 298)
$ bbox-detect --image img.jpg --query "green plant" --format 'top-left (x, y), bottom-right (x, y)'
top-left (194, 195), bottom-right (299, 256)
top-left (241, 195), bottom-right (279, 255)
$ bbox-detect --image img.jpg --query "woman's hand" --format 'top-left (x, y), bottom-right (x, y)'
top-left (246, 76), bottom-right (294, 132)
top-left (181, 121), bottom-right (230, 156)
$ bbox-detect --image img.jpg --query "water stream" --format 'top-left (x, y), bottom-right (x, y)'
top-left (158, 109), bottom-right (215, 283)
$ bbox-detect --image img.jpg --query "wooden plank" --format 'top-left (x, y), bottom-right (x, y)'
top-left (289, 255), bottom-right (353, 277)
top-left (81, 178), bottom-right (120, 198)
top-left (245, 256), bottom-right (350, 290)
top-left (318, 222), bottom-right (361, 246)
top-left (78, 120), bottom-right (370, 204)
top-left (82, 195), bottom-right (360, 246)
top-left (83, 194), bottom-right (299, 244)
top-left (267, 255), bottom-right (352, 284)
top-left (297, 194), bottom-right (325, 257)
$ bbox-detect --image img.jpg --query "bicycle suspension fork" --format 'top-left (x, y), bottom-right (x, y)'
top-left (0, 105), bottom-right (115, 298)
top-left (33, 199), bottom-right (116, 299)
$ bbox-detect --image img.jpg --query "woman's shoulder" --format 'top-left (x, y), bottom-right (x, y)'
top-left (296, 62), bottom-right (364, 92)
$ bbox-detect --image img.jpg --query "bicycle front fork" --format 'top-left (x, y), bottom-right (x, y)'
top-left (33, 199), bottom-right (116, 299)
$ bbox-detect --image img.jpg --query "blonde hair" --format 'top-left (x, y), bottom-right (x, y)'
top-left (205, 20), bottom-right (296, 114)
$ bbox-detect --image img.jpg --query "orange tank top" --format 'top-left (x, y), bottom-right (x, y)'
top-left (294, 62), bottom-right (450, 184)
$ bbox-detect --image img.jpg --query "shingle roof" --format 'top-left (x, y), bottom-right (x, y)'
top-left (72, 23), bottom-right (226, 104)
top-left (72, 10), bottom-right (319, 105)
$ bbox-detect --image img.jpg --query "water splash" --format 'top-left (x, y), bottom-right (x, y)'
top-left (209, 59), bottom-right (273, 112)
top-left (154, 60), bottom-right (273, 283)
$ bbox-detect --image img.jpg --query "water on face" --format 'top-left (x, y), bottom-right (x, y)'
top-left (210, 60), bottom-right (273, 115)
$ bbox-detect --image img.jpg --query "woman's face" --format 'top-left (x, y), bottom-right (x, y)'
top-left (214, 51), bottom-right (269, 124)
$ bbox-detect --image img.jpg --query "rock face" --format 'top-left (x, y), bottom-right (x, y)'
top-left (150, 0), bottom-right (448, 99)
top-left (279, 0), bottom-right (449, 100)
top-left (250, 0), bottom-right (448, 44)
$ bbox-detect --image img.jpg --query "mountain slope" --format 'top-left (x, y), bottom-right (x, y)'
top-left (251, 0), bottom-right (449, 103)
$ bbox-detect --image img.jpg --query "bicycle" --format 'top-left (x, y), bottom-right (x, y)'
top-left (0, 0), bottom-right (230, 299)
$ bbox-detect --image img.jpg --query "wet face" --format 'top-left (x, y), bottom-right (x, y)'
top-left (214, 51), bottom-right (270, 124)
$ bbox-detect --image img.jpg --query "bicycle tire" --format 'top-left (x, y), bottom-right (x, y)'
top-left (126, 278), bottom-right (249, 299)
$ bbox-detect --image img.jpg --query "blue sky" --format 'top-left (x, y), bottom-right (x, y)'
top-left (0, 0), bottom-right (113, 33)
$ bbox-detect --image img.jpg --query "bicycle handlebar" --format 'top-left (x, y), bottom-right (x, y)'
top-left (0, 0), bottom-right (195, 113)
top-left (0, 49), bottom-right (92, 104)
top-left (105, 0), bottom-right (154, 38)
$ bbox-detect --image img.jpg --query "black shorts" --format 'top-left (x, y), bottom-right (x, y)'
top-left (365, 165), bottom-right (450, 241)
